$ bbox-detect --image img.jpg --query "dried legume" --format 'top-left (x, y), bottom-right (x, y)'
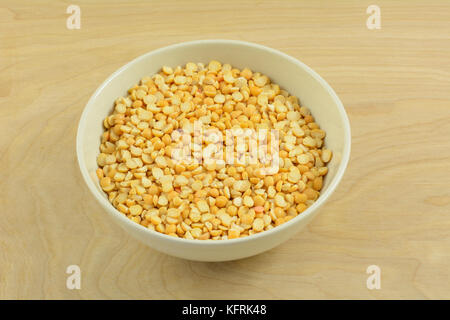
top-left (97, 61), bottom-right (332, 240)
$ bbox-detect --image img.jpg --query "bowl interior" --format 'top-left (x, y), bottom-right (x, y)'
top-left (77, 40), bottom-right (350, 235)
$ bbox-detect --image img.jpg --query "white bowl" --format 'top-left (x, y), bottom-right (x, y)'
top-left (77, 40), bottom-right (351, 262)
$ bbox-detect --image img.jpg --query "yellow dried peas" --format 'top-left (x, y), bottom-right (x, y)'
top-left (97, 61), bottom-right (332, 240)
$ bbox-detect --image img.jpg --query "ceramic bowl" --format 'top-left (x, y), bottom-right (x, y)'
top-left (76, 40), bottom-right (351, 261)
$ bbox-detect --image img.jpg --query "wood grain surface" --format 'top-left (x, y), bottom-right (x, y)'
top-left (1, 0), bottom-right (450, 299)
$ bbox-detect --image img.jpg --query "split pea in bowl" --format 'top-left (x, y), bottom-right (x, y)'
top-left (76, 40), bottom-right (351, 261)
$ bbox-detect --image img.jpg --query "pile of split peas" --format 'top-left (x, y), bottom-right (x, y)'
top-left (96, 60), bottom-right (332, 240)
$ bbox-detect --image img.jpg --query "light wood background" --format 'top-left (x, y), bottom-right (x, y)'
top-left (1, 0), bottom-right (450, 299)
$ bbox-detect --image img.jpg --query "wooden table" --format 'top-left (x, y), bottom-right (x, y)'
top-left (1, 0), bottom-right (449, 299)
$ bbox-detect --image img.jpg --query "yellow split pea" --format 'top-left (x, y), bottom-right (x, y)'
top-left (96, 60), bottom-right (332, 240)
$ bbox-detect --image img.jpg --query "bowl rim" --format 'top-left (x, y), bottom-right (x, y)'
top-left (76, 39), bottom-right (351, 245)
